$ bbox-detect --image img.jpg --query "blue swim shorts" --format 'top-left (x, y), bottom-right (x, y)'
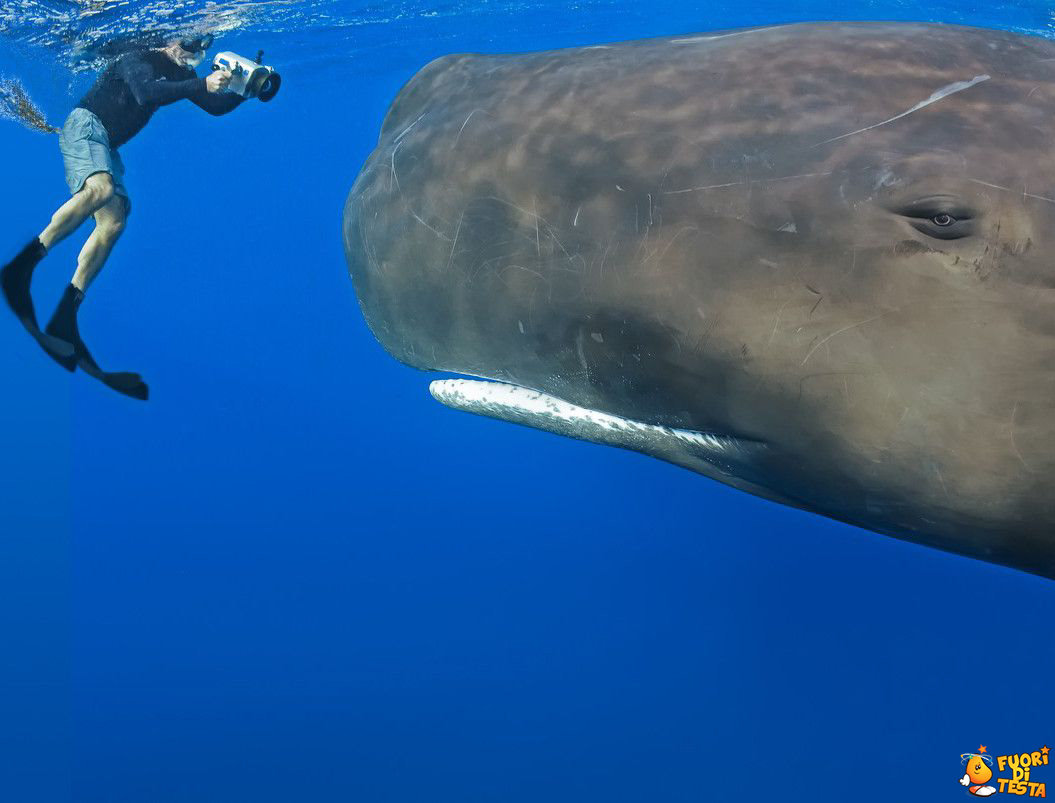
top-left (58, 107), bottom-right (130, 205)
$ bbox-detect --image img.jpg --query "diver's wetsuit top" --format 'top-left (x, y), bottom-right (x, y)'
top-left (77, 49), bottom-right (243, 148)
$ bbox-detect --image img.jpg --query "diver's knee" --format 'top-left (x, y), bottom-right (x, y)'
top-left (81, 173), bottom-right (115, 209)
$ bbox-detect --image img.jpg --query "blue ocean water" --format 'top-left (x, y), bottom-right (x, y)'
top-left (1, 1), bottom-right (1053, 800)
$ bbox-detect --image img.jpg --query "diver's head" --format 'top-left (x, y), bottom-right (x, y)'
top-left (164, 33), bottom-right (213, 68)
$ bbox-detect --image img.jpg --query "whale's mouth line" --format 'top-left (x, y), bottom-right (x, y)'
top-left (428, 377), bottom-right (767, 478)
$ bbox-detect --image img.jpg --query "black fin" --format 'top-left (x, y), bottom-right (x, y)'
top-left (71, 335), bottom-right (149, 401)
top-left (1, 238), bottom-right (47, 326)
top-left (2, 238), bottom-right (76, 369)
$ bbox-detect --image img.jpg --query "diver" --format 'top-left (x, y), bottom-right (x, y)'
top-left (0, 34), bottom-right (243, 400)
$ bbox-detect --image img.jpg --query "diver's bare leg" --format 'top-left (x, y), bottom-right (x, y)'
top-left (0, 174), bottom-right (114, 360)
top-left (38, 172), bottom-right (117, 251)
top-left (44, 193), bottom-right (146, 400)
top-left (71, 194), bottom-right (127, 291)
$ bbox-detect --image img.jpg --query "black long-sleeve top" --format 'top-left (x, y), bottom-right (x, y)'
top-left (77, 49), bottom-right (243, 148)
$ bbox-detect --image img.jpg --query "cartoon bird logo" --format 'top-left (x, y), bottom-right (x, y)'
top-left (960, 747), bottom-right (996, 797)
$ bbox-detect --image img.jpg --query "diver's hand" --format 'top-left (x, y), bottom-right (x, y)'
top-left (206, 70), bottom-right (232, 93)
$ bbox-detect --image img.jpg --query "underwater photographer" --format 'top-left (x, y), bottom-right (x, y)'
top-left (0, 34), bottom-right (280, 400)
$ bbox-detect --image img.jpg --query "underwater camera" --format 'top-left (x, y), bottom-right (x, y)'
top-left (211, 51), bottom-right (281, 102)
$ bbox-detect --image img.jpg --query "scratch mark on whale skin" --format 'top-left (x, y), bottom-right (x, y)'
top-left (389, 141), bottom-right (404, 193)
top-left (764, 296), bottom-right (794, 353)
top-left (969, 178), bottom-right (1055, 206)
top-left (393, 111), bottom-right (429, 144)
top-left (445, 211), bottom-right (465, 272)
top-left (812, 74), bottom-right (991, 147)
top-left (670, 26), bottom-right (783, 44)
top-left (934, 466), bottom-right (949, 498)
top-left (663, 171), bottom-right (832, 195)
top-left (451, 108), bottom-right (487, 150)
top-left (643, 226), bottom-right (699, 270)
top-left (409, 210), bottom-right (452, 241)
top-left (1009, 401), bottom-right (1033, 472)
top-left (801, 315), bottom-right (884, 365)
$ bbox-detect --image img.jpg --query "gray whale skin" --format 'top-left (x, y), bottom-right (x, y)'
top-left (344, 22), bottom-right (1055, 579)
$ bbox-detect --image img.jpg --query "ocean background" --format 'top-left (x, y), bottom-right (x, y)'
top-left (1, 1), bottom-right (1053, 800)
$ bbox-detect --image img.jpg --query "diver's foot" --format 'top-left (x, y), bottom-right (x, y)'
top-left (2, 239), bottom-right (77, 369)
top-left (42, 283), bottom-right (84, 372)
top-left (44, 284), bottom-right (148, 400)
top-left (0, 237), bottom-right (46, 325)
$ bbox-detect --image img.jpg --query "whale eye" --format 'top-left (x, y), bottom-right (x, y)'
top-left (892, 198), bottom-right (977, 241)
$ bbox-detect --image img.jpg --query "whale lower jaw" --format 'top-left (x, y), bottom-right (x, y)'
top-left (429, 378), bottom-right (768, 482)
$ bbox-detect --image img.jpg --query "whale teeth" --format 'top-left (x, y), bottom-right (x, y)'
top-left (429, 378), bottom-right (765, 477)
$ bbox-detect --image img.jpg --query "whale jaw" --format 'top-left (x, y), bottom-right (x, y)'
top-left (429, 378), bottom-right (772, 489)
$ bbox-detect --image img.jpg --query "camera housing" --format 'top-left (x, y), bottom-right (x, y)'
top-left (211, 51), bottom-right (281, 102)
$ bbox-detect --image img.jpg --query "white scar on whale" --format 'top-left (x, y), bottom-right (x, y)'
top-left (813, 74), bottom-right (991, 147)
top-left (430, 378), bottom-right (766, 477)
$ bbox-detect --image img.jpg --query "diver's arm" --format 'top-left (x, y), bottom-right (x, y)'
top-left (117, 54), bottom-right (204, 106)
top-left (188, 83), bottom-right (245, 116)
